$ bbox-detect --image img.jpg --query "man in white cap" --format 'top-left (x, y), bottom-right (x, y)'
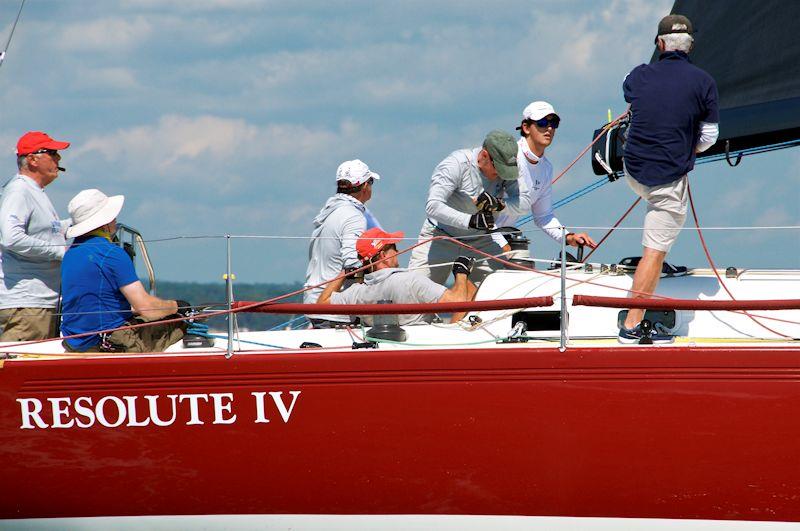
top-left (303, 159), bottom-right (381, 328)
top-left (0, 131), bottom-right (71, 341)
top-left (494, 101), bottom-right (596, 252)
top-left (408, 130), bottom-right (531, 286)
top-left (60, 189), bottom-right (189, 352)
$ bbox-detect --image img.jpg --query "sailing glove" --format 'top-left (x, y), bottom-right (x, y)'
top-left (452, 256), bottom-right (474, 277)
top-left (175, 299), bottom-right (194, 319)
top-left (475, 191), bottom-right (506, 213)
top-left (469, 211), bottom-right (494, 231)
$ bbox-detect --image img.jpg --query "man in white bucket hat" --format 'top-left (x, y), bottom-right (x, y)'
top-left (60, 189), bottom-right (189, 352)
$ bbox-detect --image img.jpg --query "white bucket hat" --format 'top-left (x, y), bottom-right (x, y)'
top-left (335, 159), bottom-right (380, 186)
top-left (66, 189), bottom-right (125, 239)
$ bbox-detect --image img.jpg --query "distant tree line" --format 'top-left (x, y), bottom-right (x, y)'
top-left (156, 280), bottom-right (306, 332)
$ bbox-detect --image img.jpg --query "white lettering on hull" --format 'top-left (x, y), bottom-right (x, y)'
top-left (16, 390), bottom-right (301, 430)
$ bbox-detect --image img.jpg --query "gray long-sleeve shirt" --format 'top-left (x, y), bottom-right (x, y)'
top-left (424, 148), bottom-right (530, 240)
top-left (303, 194), bottom-right (367, 321)
top-left (0, 174), bottom-right (68, 309)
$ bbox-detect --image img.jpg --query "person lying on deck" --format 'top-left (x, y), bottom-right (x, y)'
top-left (317, 227), bottom-right (477, 325)
top-left (60, 189), bottom-right (192, 353)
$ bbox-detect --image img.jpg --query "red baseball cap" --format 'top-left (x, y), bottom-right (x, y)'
top-left (356, 227), bottom-right (404, 260)
top-left (16, 131), bottom-right (70, 156)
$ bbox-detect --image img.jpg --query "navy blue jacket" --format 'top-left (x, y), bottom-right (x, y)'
top-left (623, 51), bottom-right (719, 185)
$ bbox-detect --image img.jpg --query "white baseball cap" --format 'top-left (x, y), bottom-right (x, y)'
top-left (66, 189), bottom-right (125, 239)
top-left (335, 159), bottom-right (380, 186)
top-left (522, 101), bottom-right (559, 121)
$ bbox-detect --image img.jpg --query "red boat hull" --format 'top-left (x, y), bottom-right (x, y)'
top-left (2, 345), bottom-right (800, 521)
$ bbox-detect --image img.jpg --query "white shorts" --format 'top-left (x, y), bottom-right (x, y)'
top-left (625, 171), bottom-right (688, 253)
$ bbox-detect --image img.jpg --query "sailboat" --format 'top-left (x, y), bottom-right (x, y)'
top-left (1, 0), bottom-right (799, 527)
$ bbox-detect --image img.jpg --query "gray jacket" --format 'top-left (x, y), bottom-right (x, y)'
top-left (0, 174), bottom-right (68, 309)
top-left (303, 194), bottom-right (367, 321)
top-left (424, 148), bottom-right (531, 240)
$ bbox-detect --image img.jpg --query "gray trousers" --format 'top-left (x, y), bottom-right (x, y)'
top-left (407, 222), bottom-right (505, 286)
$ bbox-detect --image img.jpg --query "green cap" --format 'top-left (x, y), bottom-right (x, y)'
top-left (482, 130), bottom-right (518, 181)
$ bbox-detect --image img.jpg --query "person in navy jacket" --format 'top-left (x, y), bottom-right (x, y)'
top-left (619, 14), bottom-right (719, 343)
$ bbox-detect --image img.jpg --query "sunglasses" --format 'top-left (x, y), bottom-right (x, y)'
top-left (531, 116), bottom-right (560, 129)
top-left (29, 149), bottom-right (60, 157)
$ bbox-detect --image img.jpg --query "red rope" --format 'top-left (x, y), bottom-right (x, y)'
top-left (687, 181), bottom-right (791, 338)
top-left (234, 296), bottom-right (554, 315)
top-left (581, 197), bottom-right (641, 263)
top-left (574, 295), bottom-right (800, 311)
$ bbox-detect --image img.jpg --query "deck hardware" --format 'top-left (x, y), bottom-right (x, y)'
top-left (352, 341), bottom-right (378, 350)
top-left (366, 300), bottom-right (407, 342)
top-left (638, 319), bottom-right (654, 345)
top-left (468, 315), bottom-right (482, 326)
top-left (584, 263), bottom-right (593, 273)
top-left (725, 267), bottom-right (738, 278)
top-left (299, 342), bottom-right (322, 349)
top-left (500, 321), bottom-right (529, 343)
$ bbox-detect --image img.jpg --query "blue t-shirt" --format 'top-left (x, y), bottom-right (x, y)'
top-left (60, 236), bottom-right (139, 350)
top-left (623, 51), bottom-right (719, 186)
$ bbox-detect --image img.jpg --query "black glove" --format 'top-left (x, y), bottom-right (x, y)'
top-left (452, 256), bottom-right (474, 277)
top-left (175, 299), bottom-right (193, 319)
top-left (468, 211), bottom-right (494, 231)
top-left (475, 191), bottom-right (506, 212)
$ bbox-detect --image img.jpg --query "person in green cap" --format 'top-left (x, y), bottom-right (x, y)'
top-left (408, 130), bottom-right (531, 286)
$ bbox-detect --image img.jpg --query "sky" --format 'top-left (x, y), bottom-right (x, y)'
top-left (0, 0), bottom-right (797, 285)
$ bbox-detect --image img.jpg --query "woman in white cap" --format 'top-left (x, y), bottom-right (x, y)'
top-left (60, 189), bottom-right (190, 353)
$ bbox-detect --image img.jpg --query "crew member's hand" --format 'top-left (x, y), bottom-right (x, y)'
top-left (175, 299), bottom-right (193, 318)
top-left (566, 232), bottom-right (597, 248)
top-left (468, 211), bottom-right (494, 231)
top-left (452, 256), bottom-right (474, 277)
top-left (475, 191), bottom-right (506, 212)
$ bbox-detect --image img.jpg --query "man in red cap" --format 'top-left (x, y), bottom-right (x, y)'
top-left (317, 227), bottom-right (476, 325)
top-left (0, 131), bottom-right (71, 341)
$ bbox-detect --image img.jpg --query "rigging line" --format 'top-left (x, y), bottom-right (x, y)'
top-left (7, 233), bottom-right (445, 349)
top-left (438, 234), bottom-right (800, 327)
top-left (0, 0), bottom-right (25, 70)
top-left (515, 176), bottom-right (611, 228)
top-left (687, 181), bottom-right (791, 339)
top-left (580, 197), bottom-right (641, 263)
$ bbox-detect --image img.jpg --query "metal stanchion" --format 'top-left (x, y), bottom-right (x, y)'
top-left (225, 234), bottom-right (234, 359)
top-left (559, 226), bottom-right (567, 352)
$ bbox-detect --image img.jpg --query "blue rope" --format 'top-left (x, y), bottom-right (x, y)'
top-left (188, 329), bottom-right (287, 350)
top-left (516, 175), bottom-right (611, 227)
top-left (514, 138), bottom-right (799, 229)
top-left (269, 315), bottom-right (306, 331)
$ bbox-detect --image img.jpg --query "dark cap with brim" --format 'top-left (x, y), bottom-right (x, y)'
top-left (483, 130), bottom-right (518, 181)
top-left (656, 14), bottom-right (693, 44)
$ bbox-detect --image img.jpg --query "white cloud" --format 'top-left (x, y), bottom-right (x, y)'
top-left (73, 67), bottom-right (139, 90)
top-left (57, 16), bottom-right (152, 52)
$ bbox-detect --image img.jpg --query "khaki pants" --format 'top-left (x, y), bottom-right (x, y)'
top-left (0, 308), bottom-right (58, 341)
top-left (408, 222), bottom-right (505, 286)
top-left (64, 318), bottom-right (187, 353)
top-left (625, 171), bottom-right (688, 253)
